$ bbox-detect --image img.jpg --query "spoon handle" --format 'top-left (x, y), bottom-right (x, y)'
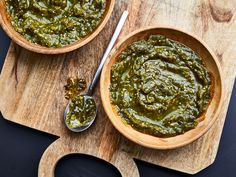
top-left (87, 10), bottom-right (129, 95)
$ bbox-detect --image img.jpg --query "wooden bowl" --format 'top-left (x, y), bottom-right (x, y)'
top-left (100, 27), bottom-right (223, 150)
top-left (0, 0), bottom-right (115, 54)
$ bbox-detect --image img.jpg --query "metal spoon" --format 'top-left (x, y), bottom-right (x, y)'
top-left (64, 11), bottom-right (129, 132)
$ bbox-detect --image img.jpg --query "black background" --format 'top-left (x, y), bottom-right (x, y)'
top-left (0, 27), bottom-right (235, 177)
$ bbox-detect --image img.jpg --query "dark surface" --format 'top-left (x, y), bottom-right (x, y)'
top-left (0, 27), bottom-right (235, 177)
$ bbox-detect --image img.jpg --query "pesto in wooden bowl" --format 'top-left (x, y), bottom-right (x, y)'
top-left (100, 27), bottom-right (223, 149)
top-left (0, 0), bottom-right (114, 54)
top-left (6, 0), bottom-right (106, 47)
top-left (110, 35), bottom-right (212, 137)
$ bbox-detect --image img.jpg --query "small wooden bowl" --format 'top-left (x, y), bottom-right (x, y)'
top-left (0, 0), bottom-right (115, 54)
top-left (100, 27), bottom-right (224, 150)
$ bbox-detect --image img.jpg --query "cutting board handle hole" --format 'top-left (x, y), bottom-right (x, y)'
top-left (55, 154), bottom-right (122, 177)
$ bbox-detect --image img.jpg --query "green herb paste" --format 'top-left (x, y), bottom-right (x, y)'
top-left (64, 77), bottom-right (96, 129)
top-left (110, 35), bottom-right (212, 137)
top-left (6, 0), bottom-right (106, 47)
top-left (64, 77), bottom-right (86, 100)
top-left (66, 95), bottom-right (96, 129)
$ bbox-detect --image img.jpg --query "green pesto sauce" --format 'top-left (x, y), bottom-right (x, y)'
top-left (6, 0), bottom-right (106, 47)
top-left (64, 77), bottom-right (96, 129)
top-left (110, 35), bottom-right (212, 137)
top-left (66, 95), bottom-right (96, 129)
top-left (64, 77), bottom-right (86, 100)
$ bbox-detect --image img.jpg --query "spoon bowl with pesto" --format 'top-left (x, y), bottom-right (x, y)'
top-left (100, 27), bottom-right (224, 149)
top-left (0, 0), bottom-right (115, 54)
top-left (64, 95), bottom-right (97, 132)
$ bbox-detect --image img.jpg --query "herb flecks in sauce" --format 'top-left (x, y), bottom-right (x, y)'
top-left (66, 95), bottom-right (96, 129)
top-left (64, 77), bottom-right (86, 100)
top-left (110, 35), bottom-right (212, 137)
top-left (64, 76), bottom-right (96, 129)
top-left (6, 0), bottom-right (106, 47)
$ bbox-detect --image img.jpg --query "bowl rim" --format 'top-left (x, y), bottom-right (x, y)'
top-left (0, 0), bottom-right (115, 54)
top-left (100, 26), bottom-right (224, 150)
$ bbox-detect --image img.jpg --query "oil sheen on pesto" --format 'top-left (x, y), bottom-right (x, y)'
top-left (66, 95), bottom-right (96, 129)
top-left (6, 0), bottom-right (106, 47)
top-left (64, 77), bottom-right (96, 129)
top-left (110, 35), bottom-right (212, 137)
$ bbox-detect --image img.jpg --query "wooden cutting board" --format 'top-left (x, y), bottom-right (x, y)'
top-left (0, 0), bottom-right (236, 176)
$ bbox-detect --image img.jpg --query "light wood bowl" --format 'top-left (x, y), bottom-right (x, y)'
top-left (100, 27), bottom-right (224, 150)
top-left (0, 0), bottom-right (115, 54)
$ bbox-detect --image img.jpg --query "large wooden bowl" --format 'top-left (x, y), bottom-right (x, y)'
top-left (0, 0), bottom-right (115, 54)
top-left (100, 27), bottom-right (223, 150)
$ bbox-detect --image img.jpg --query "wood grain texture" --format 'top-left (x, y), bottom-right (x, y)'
top-left (0, 0), bottom-right (236, 176)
